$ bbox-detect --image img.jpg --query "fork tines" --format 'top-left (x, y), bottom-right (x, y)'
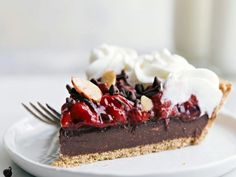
top-left (22, 102), bottom-right (61, 126)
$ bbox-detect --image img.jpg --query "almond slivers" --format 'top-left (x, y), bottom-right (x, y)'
top-left (141, 95), bottom-right (153, 111)
top-left (102, 70), bottom-right (116, 87)
top-left (71, 77), bottom-right (102, 102)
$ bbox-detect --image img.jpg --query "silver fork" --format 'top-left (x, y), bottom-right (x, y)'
top-left (22, 102), bottom-right (61, 126)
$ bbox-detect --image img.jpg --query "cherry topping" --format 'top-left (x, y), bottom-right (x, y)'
top-left (127, 109), bottom-right (150, 124)
top-left (152, 93), bottom-right (200, 120)
top-left (61, 111), bottom-right (72, 127)
top-left (97, 83), bottom-right (109, 94)
top-left (70, 102), bottom-right (100, 124)
top-left (100, 94), bottom-right (133, 123)
top-left (177, 95), bottom-right (201, 121)
top-left (61, 71), bottom-right (203, 129)
top-left (105, 105), bottom-right (127, 123)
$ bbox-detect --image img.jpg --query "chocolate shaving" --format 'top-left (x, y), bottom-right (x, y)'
top-left (109, 85), bottom-right (119, 95)
top-left (135, 84), bottom-right (144, 94)
top-left (66, 84), bottom-right (97, 111)
top-left (90, 78), bottom-right (98, 85)
top-left (135, 77), bottom-right (161, 98)
top-left (152, 76), bottom-right (161, 87)
top-left (126, 91), bottom-right (136, 101)
top-left (66, 97), bottom-right (76, 105)
top-left (119, 88), bottom-right (127, 97)
top-left (134, 99), bottom-right (142, 109)
top-left (130, 125), bottom-right (137, 133)
top-left (116, 70), bottom-right (128, 81)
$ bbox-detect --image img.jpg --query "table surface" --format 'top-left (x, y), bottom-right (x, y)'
top-left (1, 75), bottom-right (236, 177)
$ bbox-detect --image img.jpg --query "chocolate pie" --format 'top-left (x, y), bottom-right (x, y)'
top-left (53, 45), bottom-right (232, 167)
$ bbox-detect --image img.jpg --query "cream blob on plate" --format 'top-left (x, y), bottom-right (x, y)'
top-left (86, 44), bottom-right (222, 116)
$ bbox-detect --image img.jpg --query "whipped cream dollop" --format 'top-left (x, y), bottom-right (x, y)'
top-left (86, 44), bottom-right (222, 116)
top-left (86, 44), bottom-right (138, 82)
top-left (134, 49), bottom-right (195, 83)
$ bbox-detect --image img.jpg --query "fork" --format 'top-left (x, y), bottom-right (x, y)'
top-left (22, 102), bottom-right (61, 126)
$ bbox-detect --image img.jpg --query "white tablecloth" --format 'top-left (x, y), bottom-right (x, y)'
top-left (0, 75), bottom-right (235, 177)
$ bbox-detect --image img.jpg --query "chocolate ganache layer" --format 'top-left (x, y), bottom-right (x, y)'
top-left (60, 114), bottom-right (208, 156)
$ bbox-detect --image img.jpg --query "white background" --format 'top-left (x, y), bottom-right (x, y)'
top-left (0, 0), bottom-right (236, 76)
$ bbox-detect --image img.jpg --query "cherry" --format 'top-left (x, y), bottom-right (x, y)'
top-left (61, 111), bottom-right (72, 127)
top-left (151, 92), bottom-right (179, 119)
top-left (106, 106), bottom-right (126, 123)
top-left (151, 92), bottom-right (201, 120)
top-left (70, 102), bottom-right (100, 124)
top-left (177, 95), bottom-right (200, 120)
top-left (151, 92), bottom-right (163, 105)
top-left (100, 94), bottom-right (133, 123)
top-left (97, 83), bottom-right (109, 94)
top-left (101, 94), bottom-right (133, 109)
top-left (127, 109), bottom-right (150, 124)
top-left (152, 92), bottom-right (166, 117)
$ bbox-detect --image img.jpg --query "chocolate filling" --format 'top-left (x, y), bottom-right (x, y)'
top-left (60, 114), bottom-right (208, 156)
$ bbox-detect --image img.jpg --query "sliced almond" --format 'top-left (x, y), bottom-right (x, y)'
top-left (71, 77), bottom-right (102, 102)
top-left (101, 70), bottom-right (116, 87)
top-left (141, 95), bottom-right (154, 111)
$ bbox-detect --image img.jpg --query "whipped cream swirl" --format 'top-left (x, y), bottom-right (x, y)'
top-left (86, 44), bottom-right (222, 116)
top-left (86, 44), bottom-right (138, 82)
top-left (134, 49), bottom-right (195, 83)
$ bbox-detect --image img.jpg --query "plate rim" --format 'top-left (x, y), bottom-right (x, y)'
top-left (3, 112), bottom-right (236, 176)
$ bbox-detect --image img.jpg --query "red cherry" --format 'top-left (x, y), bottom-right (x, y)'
top-left (97, 83), bottom-right (109, 94)
top-left (151, 92), bottom-right (163, 105)
top-left (142, 111), bottom-right (151, 121)
top-left (100, 94), bottom-right (133, 123)
top-left (61, 112), bottom-right (72, 127)
top-left (100, 95), bottom-right (119, 107)
top-left (101, 94), bottom-right (133, 109)
top-left (127, 109), bottom-right (150, 124)
top-left (105, 105), bottom-right (127, 123)
top-left (70, 102), bottom-right (100, 124)
top-left (151, 92), bottom-right (179, 119)
top-left (177, 95), bottom-right (200, 120)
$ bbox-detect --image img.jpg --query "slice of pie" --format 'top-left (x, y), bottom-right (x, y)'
top-left (53, 45), bottom-right (232, 167)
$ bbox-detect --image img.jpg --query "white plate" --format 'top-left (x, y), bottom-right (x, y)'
top-left (3, 112), bottom-right (236, 177)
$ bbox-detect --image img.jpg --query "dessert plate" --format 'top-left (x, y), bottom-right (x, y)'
top-left (4, 112), bottom-right (236, 177)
